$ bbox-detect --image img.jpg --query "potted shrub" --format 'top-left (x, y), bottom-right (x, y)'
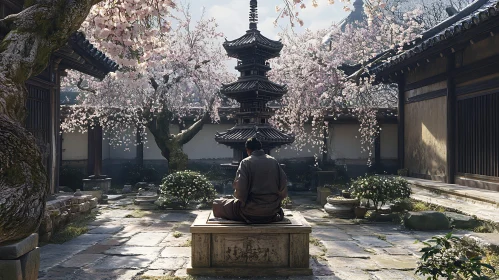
top-left (157, 170), bottom-right (217, 209)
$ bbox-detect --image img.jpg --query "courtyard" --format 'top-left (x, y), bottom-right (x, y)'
top-left (36, 190), bottom-right (499, 280)
top-left (2, 0), bottom-right (499, 279)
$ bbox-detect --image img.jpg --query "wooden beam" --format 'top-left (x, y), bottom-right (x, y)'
top-left (447, 53), bottom-right (457, 184)
top-left (87, 125), bottom-right (95, 176)
top-left (87, 124), bottom-right (103, 177)
top-left (397, 78), bottom-right (405, 170)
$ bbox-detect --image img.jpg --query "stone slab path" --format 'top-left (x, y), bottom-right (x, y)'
top-left (37, 194), bottom-right (488, 280)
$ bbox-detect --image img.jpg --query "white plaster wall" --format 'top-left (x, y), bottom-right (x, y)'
top-left (108, 127), bottom-right (137, 160)
top-left (182, 124), bottom-right (233, 160)
top-left (380, 124), bottom-right (398, 159)
top-left (273, 124), bottom-right (319, 159)
top-left (62, 131), bottom-right (87, 160)
top-left (329, 124), bottom-right (372, 160)
top-left (143, 125), bottom-right (179, 160)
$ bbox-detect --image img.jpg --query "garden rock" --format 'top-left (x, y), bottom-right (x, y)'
top-left (444, 212), bottom-right (479, 229)
top-left (404, 211), bottom-right (450, 231)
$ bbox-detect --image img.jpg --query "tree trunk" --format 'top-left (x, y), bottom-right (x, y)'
top-left (0, 0), bottom-right (100, 244)
top-left (146, 107), bottom-right (213, 171)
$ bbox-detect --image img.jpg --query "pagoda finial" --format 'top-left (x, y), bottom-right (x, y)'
top-left (249, 0), bottom-right (258, 30)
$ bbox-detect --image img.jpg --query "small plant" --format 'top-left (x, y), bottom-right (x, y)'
top-left (281, 196), bottom-right (292, 207)
top-left (158, 170), bottom-right (217, 208)
top-left (349, 175), bottom-right (411, 211)
top-left (416, 233), bottom-right (496, 280)
top-left (397, 168), bottom-right (409, 176)
top-left (172, 231), bottom-right (183, 238)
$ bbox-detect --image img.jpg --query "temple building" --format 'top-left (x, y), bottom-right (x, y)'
top-left (215, 0), bottom-right (295, 168)
top-left (373, 0), bottom-right (499, 191)
top-left (0, 0), bottom-right (118, 194)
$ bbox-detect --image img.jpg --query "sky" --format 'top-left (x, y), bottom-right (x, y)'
top-left (178, 0), bottom-right (352, 72)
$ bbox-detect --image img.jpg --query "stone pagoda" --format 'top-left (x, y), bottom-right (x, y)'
top-left (215, 0), bottom-right (294, 169)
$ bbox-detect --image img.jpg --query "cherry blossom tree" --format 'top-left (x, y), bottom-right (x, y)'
top-left (269, 6), bottom-right (423, 165)
top-left (62, 4), bottom-right (233, 169)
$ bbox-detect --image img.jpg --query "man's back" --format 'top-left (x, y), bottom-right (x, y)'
top-left (234, 150), bottom-right (288, 222)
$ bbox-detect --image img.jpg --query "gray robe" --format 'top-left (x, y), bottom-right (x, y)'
top-left (212, 150), bottom-right (288, 223)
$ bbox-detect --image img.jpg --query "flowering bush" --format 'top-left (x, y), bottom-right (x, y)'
top-left (158, 171), bottom-right (217, 208)
top-left (416, 233), bottom-right (496, 279)
top-left (349, 176), bottom-right (411, 211)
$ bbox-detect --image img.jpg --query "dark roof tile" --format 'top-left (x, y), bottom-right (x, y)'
top-left (221, 79), bottom-right (287, 95)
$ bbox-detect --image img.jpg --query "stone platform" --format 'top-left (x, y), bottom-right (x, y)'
top-left (187, 211), bottom-right (312, 277)
top-left (0, 233), bottom-right (40, 280)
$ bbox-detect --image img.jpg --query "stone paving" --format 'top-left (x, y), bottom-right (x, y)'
top-left (38, 193), bottom-right (479, 280)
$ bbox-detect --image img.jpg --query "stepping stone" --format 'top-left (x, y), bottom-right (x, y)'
top-left (125, 232), bottom-right (169, 246)
top-left (149, 257), bottom-right (187, 270)
top-left (352, 236), bottom-right (393, 248)
top-left (383, 247), bottom-right (413, 256)
top-left (105, 246), bottom-right (162, 256)
top-left (312, 228), bottom-right (352, 241)
top-left (322, 241), bottom-right (372, 258)
top-left (98, 237), bottom-right (130, 246)
top-left (88, 225), bottom-right (124, 234)
top-left (370, 269), bottom-right (421, 279)
top-left (40, 245), bottom-right (88, 271)
top-left (159, 213), bottom-right (196, 222)
top-left (91, 255), bottom-right (156, 269)
top-left (370, 254), bottom-right (419, 270)
top-left (161, 247), bottom-right (190, 258)
top-left (60, 254), bottom-right (105, 268)
top-left (63, 234), bottom-right (113, 246)
top-left (327, 257), bottom-right (380, 271)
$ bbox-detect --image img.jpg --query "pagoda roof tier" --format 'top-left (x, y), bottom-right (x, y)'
top-left (221, 78), bottom-right (287, 97)
top-left (223, 29), bottom-right (283, 57)
top-left (215, 125), bottom-right (295, 148)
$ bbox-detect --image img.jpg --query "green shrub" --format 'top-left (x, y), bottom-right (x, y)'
top-left (349, 175), bottom-right (411, 211)
top-left (158, 170), bottom-right (217, 208)
top-left (416, 233), bottom-right (496, 280)
top-left (59, 165), bottom-right (85, 191)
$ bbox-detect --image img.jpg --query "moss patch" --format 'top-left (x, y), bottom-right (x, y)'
top-left (411, 200), bottom-right (446, 212)
top-left (49, 211), bottom-right (98, 244)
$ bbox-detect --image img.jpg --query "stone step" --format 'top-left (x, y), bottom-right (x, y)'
top-left (410, 187), bottom-right (499, 224)
top-left (405, 177), bottom-right (499, 208)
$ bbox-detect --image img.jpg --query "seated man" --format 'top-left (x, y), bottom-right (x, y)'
top-left (213, 137), bottom-right (288, 223)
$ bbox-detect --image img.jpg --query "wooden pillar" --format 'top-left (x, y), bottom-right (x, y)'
top-left (374, 134), bottom-right (381, 173)
top-left (136, 127), bottom-right (144, 166)
top-left (397, 78), bottom-right (405, 170)
top-left (87, 124), bottom-right (103, 177)
top-left (447, 53), bottom-right (456, 184)
top-left (53, 59), bottom-right (62, 194)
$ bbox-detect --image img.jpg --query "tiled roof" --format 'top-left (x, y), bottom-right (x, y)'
top-left (215, 125), bottom-right (295, 145)
top-left (221, 79), bottom-right (287, 95)
top-left (223, 29), bottom-right (283, 53)
top-left (68, 32), bottom-right (119, 74)
top-left (373, 0), bottom-right (499, 74)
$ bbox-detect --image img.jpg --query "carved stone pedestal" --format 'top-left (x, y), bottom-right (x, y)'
top-left (187, 211), bottom-right (312, 277)
top-left (0, 233), bottom-right (40, 280)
